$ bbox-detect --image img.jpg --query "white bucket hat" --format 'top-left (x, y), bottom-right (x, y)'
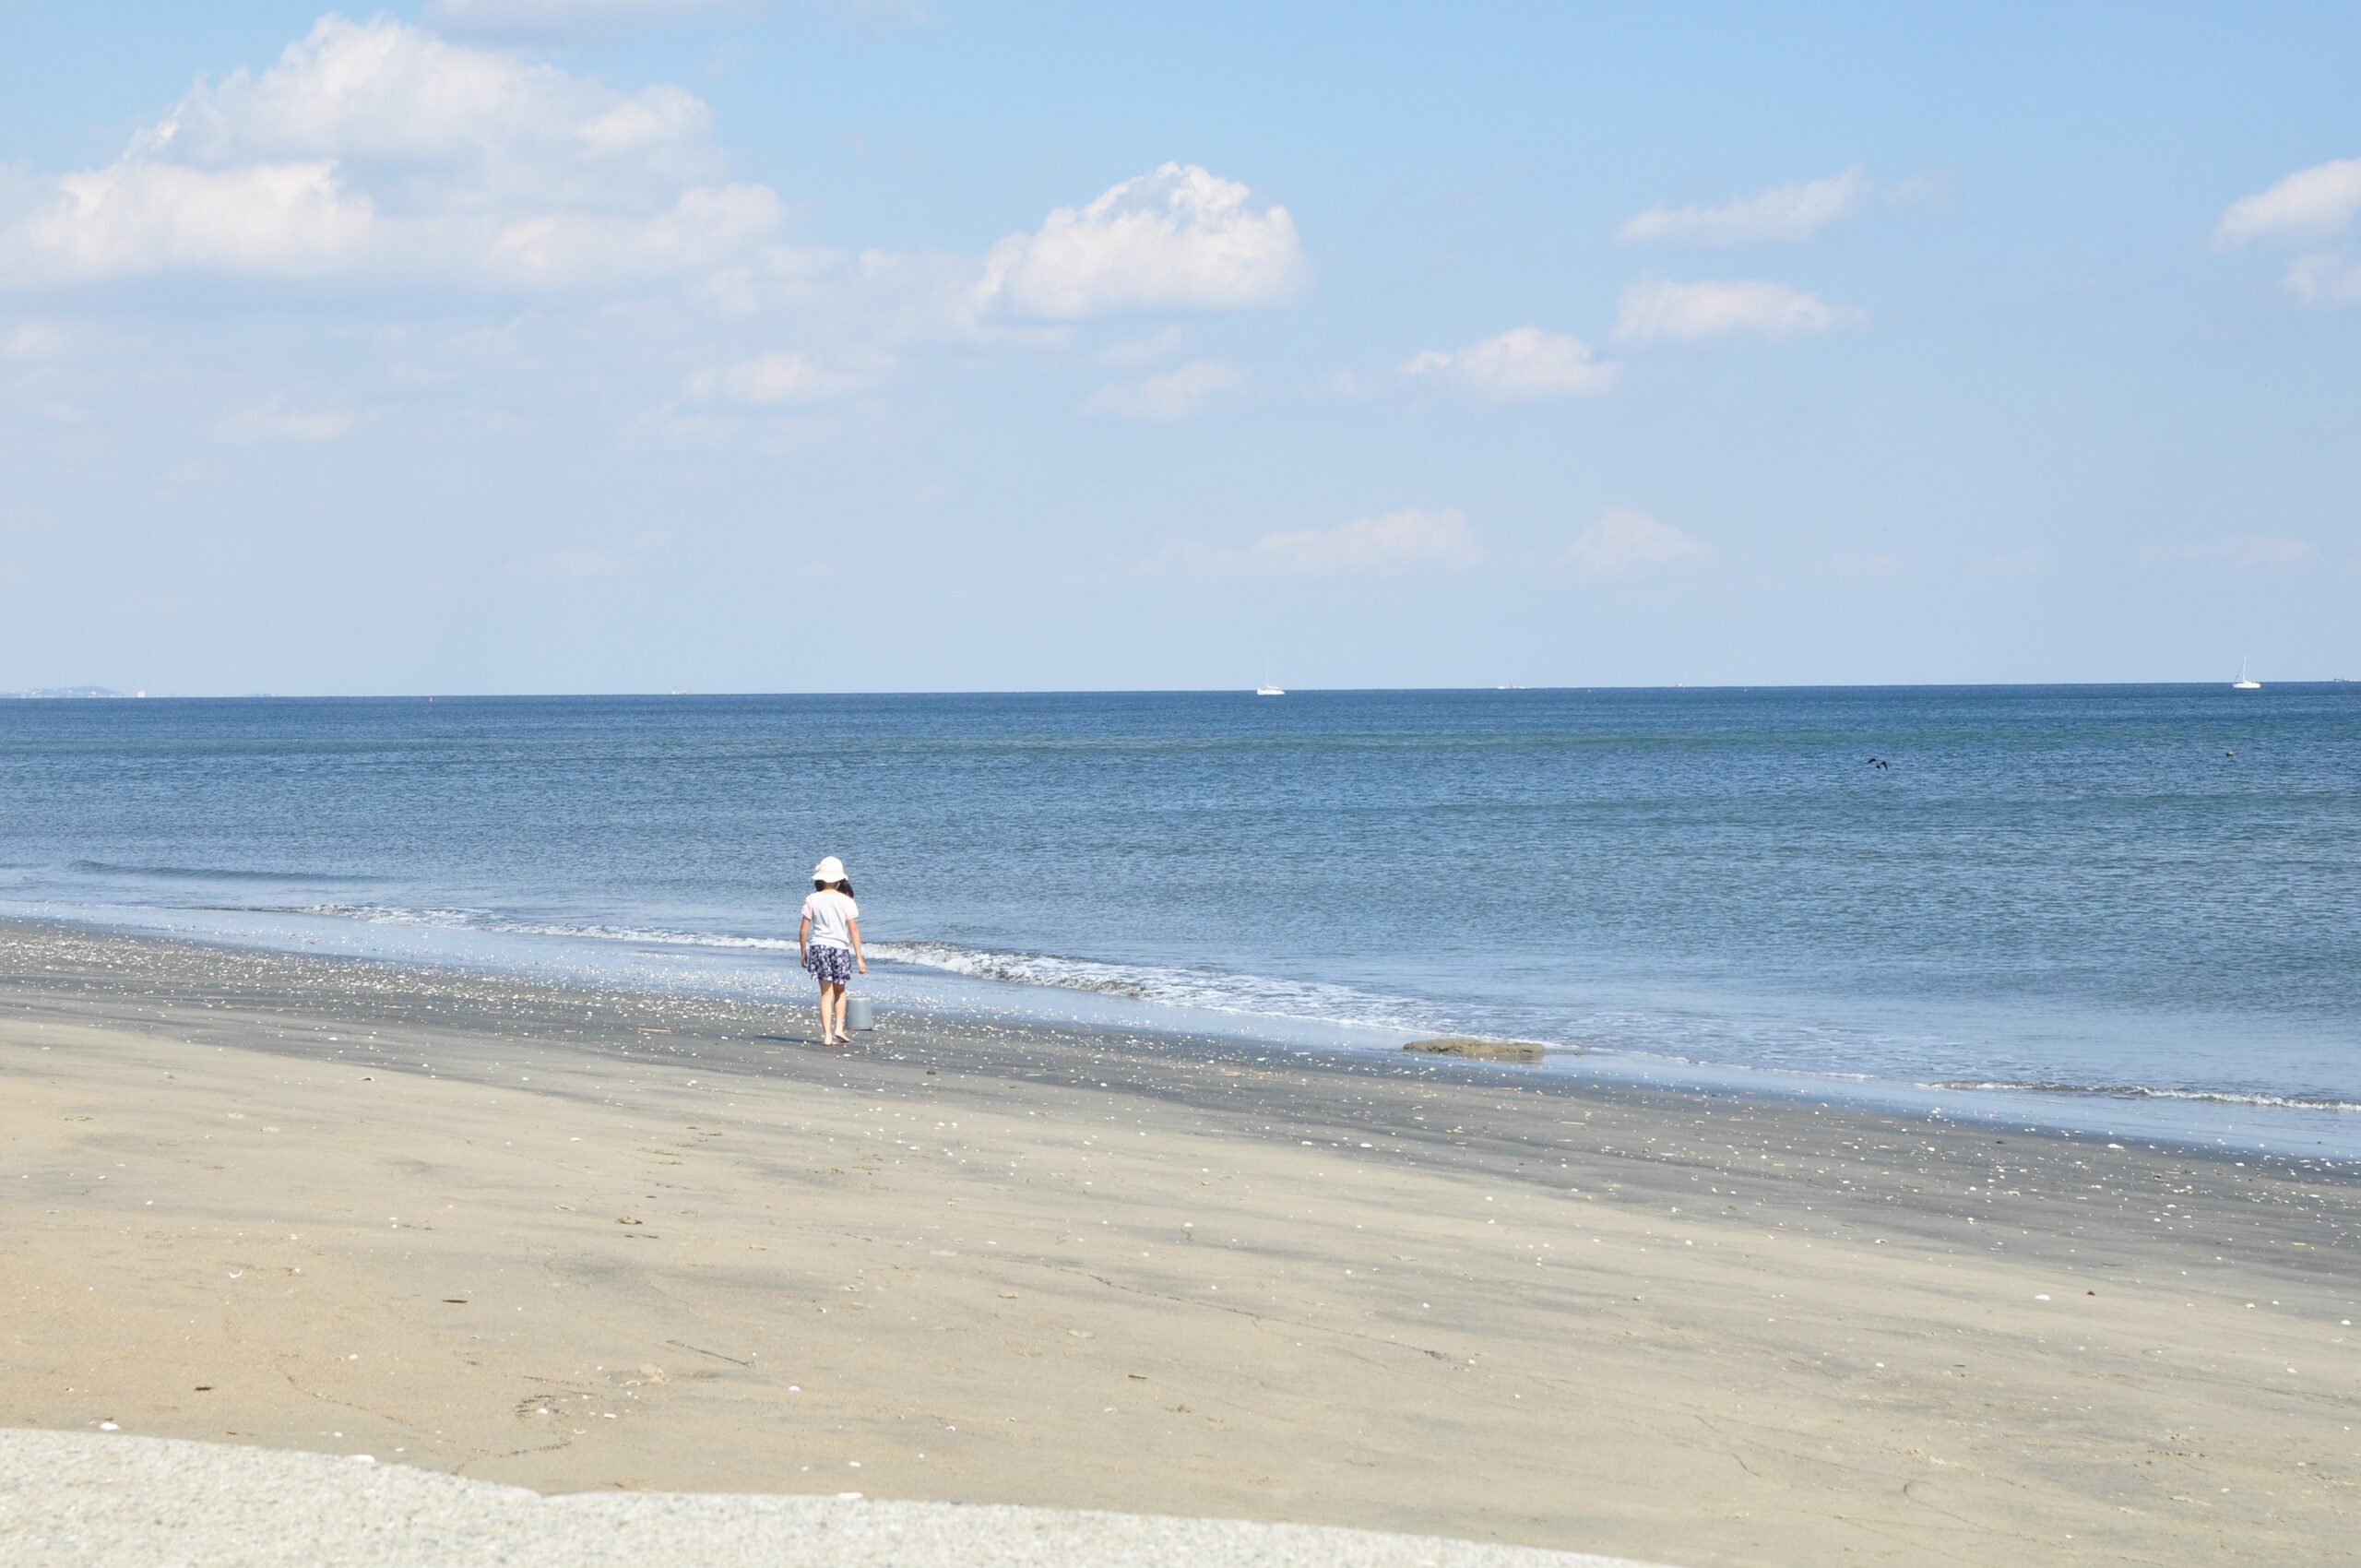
top-left (812, 856), bottom-right (848, 883)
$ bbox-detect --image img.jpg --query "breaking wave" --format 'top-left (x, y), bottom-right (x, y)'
top-left (1933, 1080), bottom-right (2361, 1113)
top-left (863, 939), bottom-right (1439, 1030)
top-left (279, 904), bottom-right (1442, 1032)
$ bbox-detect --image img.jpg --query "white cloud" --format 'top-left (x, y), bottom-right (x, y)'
top-left (2215, 157), bottom-right (2361, 246)
top-left (1614, 277), bottom-right (1865, 343)
top-left (685, 349), bottom-right (885, 406)
top-left (10, 160), bottom-right (375, 284)
top-left (2140, 536), bottom-right (2318, 569)
top-left (209, 399), bottom-right (358, 444)
top-left (1564, 508), bottom-right (1709, 580)
top-left (1240, 508), bottom-right (1483, 576)
top-left (2285, 252), bottom-right (2361, 306)
top-left (1402, 327), bottom-right (1618, 399)
top-left (979, 162), bottom-right (1305, 319)
top-left (0, 15), bottom-right (799, 291)
top-left (429, 0), bottom-right (747, 35)
top-left (148, 15), bottom-right (724, 207)
top-left (2213, 159), bottom-right (2361, 308)
top-left (1084, 359), bottom-right (1246, 421)
top-left (1618, 167), bottom-right (1869, 246)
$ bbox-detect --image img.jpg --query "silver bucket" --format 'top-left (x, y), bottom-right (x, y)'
top-left (845, 994), bottom-right (875, 1032)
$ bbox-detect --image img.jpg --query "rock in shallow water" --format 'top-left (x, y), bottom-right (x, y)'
top-left (1401, 1037), bottom-right (1546, 1063)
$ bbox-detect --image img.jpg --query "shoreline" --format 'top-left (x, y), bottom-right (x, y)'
top-left (10, 903), bottom-right (2357, 1164)
top-left (5, 919), bottom-right (2357, 1564)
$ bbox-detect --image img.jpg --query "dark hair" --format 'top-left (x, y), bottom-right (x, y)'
top-left (814, 877), bottom-right (854, 897)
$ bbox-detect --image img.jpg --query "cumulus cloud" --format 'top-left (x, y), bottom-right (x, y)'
top-left (0, 15), bottom-right (799, 291)
top-left (146, 15), bottom-right (723, 207)
top-left (1618, 166), bottom-right (1870, 246)
top-left (1401, 327), bottom-right (1618, 399)
top-left (979, 162), bottom-right (1305, 319)
top-left (11, 160), bottom-right (376, 283)
top-left (1564, 508), bottom-right (1709, 580)
top-left (2213, 158), bottom-right (2361, 307)
top-left (1613, 277), bottom-right (1865, 343)
top-left (1084, 359), bottom-right (1247, 421)
top-left (1240, 508), bottom-right (1483, 576)
top-left (2215, 157), bottom-right (2361, 246)
top-left (2139, 536), bottom-right (2319, 569)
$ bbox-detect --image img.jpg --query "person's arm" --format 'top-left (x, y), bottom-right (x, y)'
top-left (799, 911), bottom-right (812, 965)
top-left (848, 915), bottom-right (866, 973)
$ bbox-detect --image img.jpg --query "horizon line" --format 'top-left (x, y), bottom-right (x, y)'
top-left (6, 679), bottom-right (2353, 702)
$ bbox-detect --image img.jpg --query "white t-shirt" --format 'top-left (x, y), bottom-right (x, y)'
top-left (801, 889), bottom-right (859, 951)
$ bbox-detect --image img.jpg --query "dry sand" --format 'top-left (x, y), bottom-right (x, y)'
top-left (3, 921), bottom-right (2356, 1565)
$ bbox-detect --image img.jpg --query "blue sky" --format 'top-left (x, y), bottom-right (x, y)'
top-left (2, 1), bottom-right (2356, 694)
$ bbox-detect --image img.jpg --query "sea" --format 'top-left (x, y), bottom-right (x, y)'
top-left (4, 687), bottom-right (2356, 1157)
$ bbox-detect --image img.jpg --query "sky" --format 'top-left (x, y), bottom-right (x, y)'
top-left (1, 1), bottom-right (2356, 695)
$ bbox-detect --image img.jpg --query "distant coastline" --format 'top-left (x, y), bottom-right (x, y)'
top-left (4, 680), bottom-right (2358, 699)
top-left (3, 686), bottom-right (141, 700)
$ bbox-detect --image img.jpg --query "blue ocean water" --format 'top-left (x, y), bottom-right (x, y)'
top-left (3, 687), bottom-right (2356, 1148)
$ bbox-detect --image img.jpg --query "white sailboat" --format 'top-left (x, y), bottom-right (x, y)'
top-left (2233, 657), bottom-right (2261, 691)
top-left (1255, 668), bottom-right (1286, 696)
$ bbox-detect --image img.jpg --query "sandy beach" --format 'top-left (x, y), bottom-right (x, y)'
top-left (3, 920), bottom-right (2355, 1565)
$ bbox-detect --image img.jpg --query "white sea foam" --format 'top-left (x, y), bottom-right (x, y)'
top-left (864, 940), bottom-right (1439, 1031)
top-left (296, 903), bottom-right (802, 954)
top-left (283, 904), bottom-right (1443, 1033)
top-left (1932, 1080), bottom-right (2361, 1113)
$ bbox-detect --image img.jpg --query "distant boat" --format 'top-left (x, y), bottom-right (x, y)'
top-left (1255, 675), bottom-right (1286, 696)
top-left (2233, 657), bottom-right (2261, 691)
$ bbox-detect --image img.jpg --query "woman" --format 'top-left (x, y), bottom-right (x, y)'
top-left (799, 855), bottom-right (866, 1046)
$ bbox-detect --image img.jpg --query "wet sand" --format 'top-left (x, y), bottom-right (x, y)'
top-left (3, 921), bottom-right (2355, 1565)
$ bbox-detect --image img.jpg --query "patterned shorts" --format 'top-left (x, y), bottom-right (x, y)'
top-left (804, 944), bottom-right (855, 985)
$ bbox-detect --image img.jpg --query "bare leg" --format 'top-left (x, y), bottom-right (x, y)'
top-left (817, 981), bottom-right (836, 1044)
top-left (824, 981), bottom-right (848, 1043)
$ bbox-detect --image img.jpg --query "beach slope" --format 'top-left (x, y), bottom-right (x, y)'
top-left (3, 922), bottom-right (2355, 1565)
